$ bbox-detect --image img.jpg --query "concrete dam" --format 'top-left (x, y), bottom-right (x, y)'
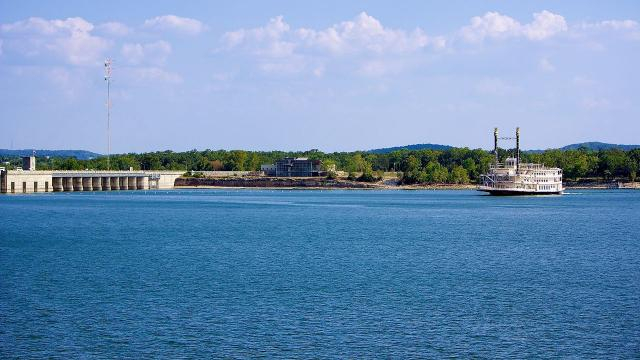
top-left (1, 167), bottom-right (183, 194)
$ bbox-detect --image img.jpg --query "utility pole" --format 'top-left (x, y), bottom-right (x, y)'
top-left (104, 58), bottom-right (112, 170)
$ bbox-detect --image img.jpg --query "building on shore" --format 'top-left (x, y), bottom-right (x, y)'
top-left (262, 157), bottom-right (324, 177)
top-left (0, 156), bottom-right (183, 194)
top-left (23, 155), bottom-right (36, 171)
top-left (260, 164), bottom-right (276, 176)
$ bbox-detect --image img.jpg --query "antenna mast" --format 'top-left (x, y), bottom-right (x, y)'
top-left (516, 127), bottom-right (520, 172)
top-left (494, 127), bottom-right (499, 165)
top-left (104, 58), bottom-right (112, 170)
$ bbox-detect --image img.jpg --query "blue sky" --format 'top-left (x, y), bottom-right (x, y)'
top-left (1, 1), bottom-right (639, 153)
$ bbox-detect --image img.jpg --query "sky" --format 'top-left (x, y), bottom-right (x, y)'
top-left (0, 0), bottom-right (639, 153)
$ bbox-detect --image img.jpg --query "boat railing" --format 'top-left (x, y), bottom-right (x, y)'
top-left (490, 163), bottom-right (552, 170)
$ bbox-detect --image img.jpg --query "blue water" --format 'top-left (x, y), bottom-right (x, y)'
top-left (1, 189), bottom-right (639, 358)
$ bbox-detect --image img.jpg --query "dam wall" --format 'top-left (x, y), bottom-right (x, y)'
top-left (0, 169), bottom-right (183, 194)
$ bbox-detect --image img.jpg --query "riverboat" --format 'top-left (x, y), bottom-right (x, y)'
top-left (478, 128), bottom-right (563, 195)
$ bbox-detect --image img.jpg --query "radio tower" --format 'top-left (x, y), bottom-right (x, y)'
top-left (104, 58), bottom-right (112, 170)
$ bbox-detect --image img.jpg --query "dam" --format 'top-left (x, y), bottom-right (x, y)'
top-left (0, 157), bottom-right (182, 194)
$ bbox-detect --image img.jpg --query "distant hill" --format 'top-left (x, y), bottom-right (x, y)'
top-left (0, 149), bottom-right (101, 160)
top-left (368, 143), bottom-right (453, 154)
top-left (371, 141), bottom-right (640, 154)
top-left (559, 142), bottom-right (640, 151)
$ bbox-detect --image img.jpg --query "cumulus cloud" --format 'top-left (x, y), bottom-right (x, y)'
top-left (143, 15), bottom-right (205, 35)
top-left (459, 12), bottom-right (521, 42)
top-left (221, 12), bottom-right (444, 76)
top-left (121, 40), bottom-right (171, 65)
top-left (97, 21), bottom-right (131, 37)
top-left (523, 10), bottom-right (568, 40)
top-left (222, 16), bottom-right (295, 57)
top-left (1, 16), bottom-right (94, 34)
top-left (459, 10), bottom-right (567, 42)
top-left (223, 12), bottom-right (442, 57)
top-left (0, 17), bottom-right (111, 65)
top-left (296, 12), bottom-right (433, 54)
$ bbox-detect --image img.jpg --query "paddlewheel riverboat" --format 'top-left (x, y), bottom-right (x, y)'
top-left (478, 128), bottom-right (563, 195)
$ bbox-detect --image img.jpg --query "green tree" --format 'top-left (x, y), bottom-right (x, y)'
top-left (226, 151), bottom-right (247, 171)
top-left (405, 155), bottom-right (421, 172)
top-left (462, 158), bottom-right (478, 180)
top-left (449, 165), bottom-right (470, 184)
top-left (425, 161), bottom-right (448, 183)
top-left (563, 150), bottom-right (589, 179)
top-left (247, 153), bottom-right (261, 171)
top-left (401, 155), bottom-right (422, 184)
top-left (599, 149), bottom-right (628, 178)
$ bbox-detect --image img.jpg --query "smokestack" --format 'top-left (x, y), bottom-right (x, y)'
top-left (494, 127), bottom-right (499, 164)
top-left (516, 127), bottom-right (520, 172)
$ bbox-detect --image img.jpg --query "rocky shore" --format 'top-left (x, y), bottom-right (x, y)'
top-left (175, 177), bottom-right (380, 189)
top-left (175, 177), bottom-right (477, 190)
top-left (175, 176), bottom-right (638, 190)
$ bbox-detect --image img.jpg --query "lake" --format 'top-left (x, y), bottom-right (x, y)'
top-left (1, 189), bottom-right (639, 358)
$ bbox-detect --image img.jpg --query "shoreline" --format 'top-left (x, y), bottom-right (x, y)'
top-left (175, 176), bottom-right (638, 190)
top-left (174, 183), bottom-right (638, 191)
top-left (174, 177), bottom-right (480, 190)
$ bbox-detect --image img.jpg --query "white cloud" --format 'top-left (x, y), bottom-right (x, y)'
top-left (221, 12), bottom-right (444, 76)
top-left (143, 15), bottom-right (205, 35)
top-left (459, 10), bottom-right (567, 43)
top-left (430, 36), bottom-right (447, 50)
top-left (222, 15), bottom-right (296, 57)
top-left (223, 12), bottom-right (442, 57)
top-left (577, 19), bottom-right (640, 40)
top-left (1, 16), bottom-right (94, 34)
top-left (581, 19), bottom-right (639, 31)
top-left (459, 12), bottom-right (521, 42)
top-left (97, 22), bottom-right (131, 37)
top-left (538, 57), bottom-right (555, 72)
top-left (121, 40), bottom-right (171, 65)
top-left (523, 10), bottom-right (568, 40)
top-left (295, 12), bottom-right (434, 55)
top-left (8, 66), bottom-right (91, 100)
top-left (0, 17), bottom-right (110, 65)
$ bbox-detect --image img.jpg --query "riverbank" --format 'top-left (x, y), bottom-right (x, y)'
top-left (175, 176), bottom-right (639, 191)
top-left (175, 177), bottom-right (380, 189)
top-left (564, 180), bottom-right (640, 189)
top-left (176, 177), bottom-right (478, 190)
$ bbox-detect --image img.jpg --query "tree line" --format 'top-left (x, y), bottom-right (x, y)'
top-left (2, 147), bottom-right (638, 184)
